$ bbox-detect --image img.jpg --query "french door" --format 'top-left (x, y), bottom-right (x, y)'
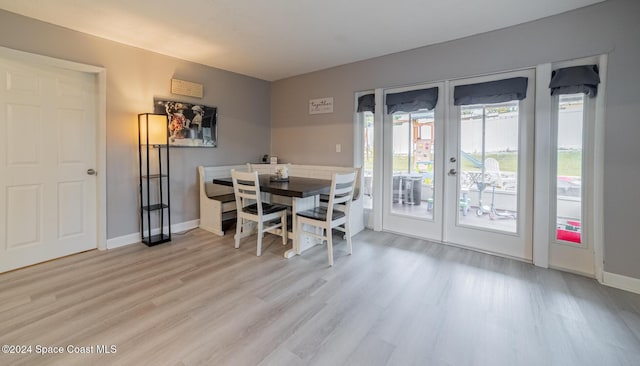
top-left (444, 69), bottom-right (534, 260)
top-left (364, 61), bottom-right (603, 270)
top-left (379, 70), bottom-right (534, 260)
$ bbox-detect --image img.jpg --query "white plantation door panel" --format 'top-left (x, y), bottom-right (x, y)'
top-left (0, 56), bottom-right (97, 273)
top-left (444, 69), bottom-right (534, 260)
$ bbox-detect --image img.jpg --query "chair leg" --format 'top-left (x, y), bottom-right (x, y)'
top-left (235, 217), bottom-right (242, 249)
top-left (326, 228), bottom-right (334, 266)
top-left (257, 221), bottom-right (263, 256)
top-left (345, 223), bottom-right (352, 255)
top-left (281, 213), bottom-right (287, 245)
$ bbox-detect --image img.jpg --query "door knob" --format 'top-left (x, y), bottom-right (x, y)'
top-left (448, 169), bottom-right (457, 176)
top-left (87, 169), bottom-right (97, 175)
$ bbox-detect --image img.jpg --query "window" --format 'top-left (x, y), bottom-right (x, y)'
top-left (362, 111), bottom-right (374, 210)
top-left (458, 101), bottom-right (519, 232)
top-left (555, 93), bottom-right (585, 245)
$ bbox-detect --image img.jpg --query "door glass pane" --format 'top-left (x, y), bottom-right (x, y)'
top-left (458, 101), bottom-right (518, 233)
top-left (363, 112), bottom-right (374, 210)
top-left (556, 94), bottom-right (583, 245)
top-left (390, 110), bottom-right (435, 219)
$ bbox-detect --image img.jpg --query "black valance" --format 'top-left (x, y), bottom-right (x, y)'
top-left (549, 65), bottom-right (600, 97)
top-left (357, 93), bottom-right (375, 113)
top-left (386, 87), bottom-right (438, 113)
top-left (454, 77), bottom-right (528, 106)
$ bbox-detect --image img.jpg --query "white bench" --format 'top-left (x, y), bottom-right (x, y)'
top-left (198, 165), bottom-right (247, 235)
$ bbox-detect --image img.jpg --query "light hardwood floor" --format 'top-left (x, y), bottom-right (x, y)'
top-left (1, 229), bottom-right (639, 366)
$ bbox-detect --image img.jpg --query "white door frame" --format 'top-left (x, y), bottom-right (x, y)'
top-left (0, 46), bottom-right (107, 250)
top-left (372, 89), bottom-right (384, 231)
top-left (533, 63), bottom-right (553, 268)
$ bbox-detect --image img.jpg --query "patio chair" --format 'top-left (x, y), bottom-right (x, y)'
top-left (484, 158), bottom-right (516, 190)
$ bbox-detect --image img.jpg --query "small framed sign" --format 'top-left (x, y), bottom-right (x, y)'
top-left (309, 97), bottom-right (334, 114)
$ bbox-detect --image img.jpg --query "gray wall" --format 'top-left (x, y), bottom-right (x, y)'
top-left (0, 10), bottom-right (271, 240)
top-left (271, 0), bottom-right (640, 279)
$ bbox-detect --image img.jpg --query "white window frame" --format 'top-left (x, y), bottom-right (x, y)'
top-left (550, 93), bottom-right (592, 249)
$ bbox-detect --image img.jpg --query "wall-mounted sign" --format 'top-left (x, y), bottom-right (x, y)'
top-left (171, 78), bottom-right (204, 98)
top-left (309, 97), bottom-right (334, 114)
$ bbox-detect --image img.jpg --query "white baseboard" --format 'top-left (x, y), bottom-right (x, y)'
top-left (105, 219), bottom-right (200, 250)
top-left (172, 219), bottom-right (200, 234)
top-left (602, 271), bottom-right (640, 294)
top-left (105, 232), bottom-right (141, 250)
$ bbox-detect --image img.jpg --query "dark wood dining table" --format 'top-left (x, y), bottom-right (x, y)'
top-left (213, 174), bottom-right (332, 258)
top-left (213, 175), bottom-right (331, 198)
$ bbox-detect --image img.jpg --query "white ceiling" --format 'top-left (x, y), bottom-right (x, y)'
top-left (0, 0), bottom-right (603, 81)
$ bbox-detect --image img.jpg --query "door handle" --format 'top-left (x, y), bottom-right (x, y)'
top-left (448, 169), bottom-right (457, 176)
top-left (87, 169), bottom-right (97, 176)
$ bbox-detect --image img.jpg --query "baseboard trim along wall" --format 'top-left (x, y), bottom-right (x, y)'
top-left (602, 271), bottom-right (640, 295)
top-left (106, 219), bottom-right (200, 250)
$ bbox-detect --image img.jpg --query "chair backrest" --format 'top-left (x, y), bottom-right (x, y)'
top-left (326, 171), bottom-right (357, 221)
top-left (231, 170), bottom-right (263, 216)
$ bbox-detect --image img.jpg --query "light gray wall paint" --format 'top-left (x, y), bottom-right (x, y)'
top-left (271, 0), bottom-right (640, 279)
top-left (0, 10), bottom-right (271, 240)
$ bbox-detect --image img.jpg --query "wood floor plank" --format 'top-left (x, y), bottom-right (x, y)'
top-left (1, 228), bottom-right (639, 366)
top-left (343, 334), bottom-right (395, 366)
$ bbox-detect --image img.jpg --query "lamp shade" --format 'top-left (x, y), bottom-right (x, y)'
top-left (138, 113), bottom-right (168, 146)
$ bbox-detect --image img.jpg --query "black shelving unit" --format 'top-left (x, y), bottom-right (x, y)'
top-left (138, 113), bottom-right (171, 246)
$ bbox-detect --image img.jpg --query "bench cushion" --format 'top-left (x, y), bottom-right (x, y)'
top-left (297, 207), bottom-right (345, 221)
top-left (210, 193), bottom-right (236, 203)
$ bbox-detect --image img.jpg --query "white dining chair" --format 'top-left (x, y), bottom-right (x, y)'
top-left (295, 171), bottom-right (357, 266)
top-left (319, 167), bottom-right (362, 207)
top-left (231, 170), bottom-right (288, 256)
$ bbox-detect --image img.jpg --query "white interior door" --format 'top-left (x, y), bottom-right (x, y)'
top-left (444, 70), bottom-right (534, 260)
top-left (0, 56), bottom-right (97, 273)
top-left (382, 82), bottom-right (444, 240)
